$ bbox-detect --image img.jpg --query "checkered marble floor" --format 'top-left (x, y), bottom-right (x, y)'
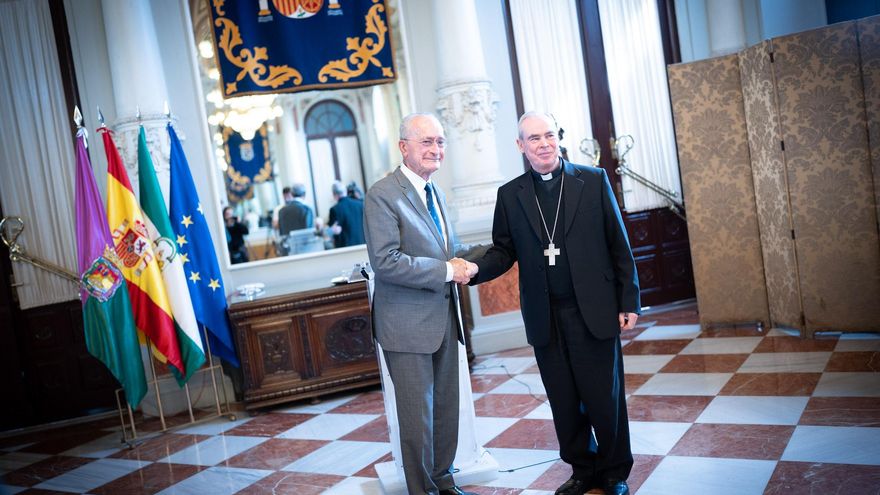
top-left (2, 301), bottom-right (879, 494)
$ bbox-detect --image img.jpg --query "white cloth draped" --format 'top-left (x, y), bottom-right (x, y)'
top-left (509, 0), bottom-right (595, 164)
top-left (0, 0), bottom-right (79, 309)
top-left (598, 0), bottom-right (683, 212)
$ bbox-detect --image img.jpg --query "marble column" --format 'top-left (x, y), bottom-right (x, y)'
top-left (706, 0), bottom-right (747, 57)
top-left (101, 0), bottom-right (177, 200)
top-left (431, 0), bottom-right (504, 236)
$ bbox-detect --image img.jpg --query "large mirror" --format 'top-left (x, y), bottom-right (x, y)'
top-left (188, 0), bottom-right (409, 265)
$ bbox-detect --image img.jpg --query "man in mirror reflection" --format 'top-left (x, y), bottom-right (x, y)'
top-left (364, 113), bottom-right (481, 495)
top-left (223, 205), bottom-right (249, 264)
top-left (277, 182), bottom-right (314, 235)
top-left (328, 180), bottom-right (365, 248)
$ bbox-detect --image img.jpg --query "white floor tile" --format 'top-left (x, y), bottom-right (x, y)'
top-left (0, 484), bottom-right (26, 494)
top-left (782, 426), bottom-right (880, 465)
top-left (633, 373), bottom-right (733, 396)
top-left (160, 435), bottom-right (267, 466)
top-left (34, 458), bottom-right (147, 493)
top-left (520, 491), bottom-right (555, 495)
top-left (61, 433), bottom-right (126, 458)
top-left (738, 352), bottom-right (831, 373)
top-left (488, 374), bottom-right (546, 395)
top-left (622, 355), bottom-right (675, 374)
top-left (679, 337), bottom-right (763, 355)
top-left (696, 396), bottom-right (809, 425)
top-left (0, 451), bottom-right (50, 474)
top-left (471, 357), bottom-right (537, 376)
top-left (813, 373), bottom-right (880, 397)
top-left (275, 394), bottom-right (356, 414)
top-left (634, 324), bottom-right (701, 341)
top-left (476, 447), bottom-right (558, 489)
top-left (283, 441), bottom-right (390, 476)
top-left (156, 466), bottom-right (272, 495)
top-left (767, 328), bottom-right (801, 337)
top-left (835, 338), bottom-right (880, 352)
top-left (276, 413), bottom-right (379, 440)
top-left (323, 476), bottom-right (385, 495)
top-left (473, 417), bottom-right (519, 446)
top-left (838, 332), bottom-right (880, 340)
top-left (638, 456), bottom-right (776, 495)
top-left (175, 416), bottom-right (254, 436)
top-left (523, 401), bottom-right (554, 420)
top-left (629, 421), bottom-right (691, 455)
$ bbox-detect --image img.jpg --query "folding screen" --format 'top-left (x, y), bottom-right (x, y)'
top-left (667, 55), bottom-right (771, 328)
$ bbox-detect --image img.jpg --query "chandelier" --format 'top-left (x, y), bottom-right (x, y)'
top-left (206, 92), bottom-right (283, 141)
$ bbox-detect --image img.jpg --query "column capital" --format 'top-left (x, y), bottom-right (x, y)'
top-left (436, 80), bottom-right (499, 153)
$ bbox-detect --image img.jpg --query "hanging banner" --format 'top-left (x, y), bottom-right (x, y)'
top-left (224, 125), bottom-right (272, 187)
top-left (208, 0), bottom-right (397, 98)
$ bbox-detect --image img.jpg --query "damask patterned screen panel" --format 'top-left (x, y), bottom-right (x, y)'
top-left (859, 16), bottom-right (880, 238)
top-left (667, 54), bottom-right (770, 328)
top-left (772, 21), bottom-right (880, 333)
top-left (739, 41), bottom-right (803, 329)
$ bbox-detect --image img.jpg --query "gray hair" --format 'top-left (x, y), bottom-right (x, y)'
top-left (331, 181), bottom-right (345, 197)
top-left (517, 111), bottom-right (558, 139)
top-left (399, 112), bottom-right (443, 141)
top-left (291, 183), bottom-right (307, 198)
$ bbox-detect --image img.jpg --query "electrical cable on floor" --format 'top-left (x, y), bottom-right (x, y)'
top-left (469, 363), bottom-right (546, 403)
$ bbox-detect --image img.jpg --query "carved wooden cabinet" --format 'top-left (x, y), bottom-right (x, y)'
top-left (227, 281), bottom-right (379, 410)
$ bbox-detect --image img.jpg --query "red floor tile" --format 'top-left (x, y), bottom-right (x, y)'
top-left (622, 340), bottom-right (691, 355)
top-left (327, 391), bottom-right (386, 414)
top-left (825, 351), bottom-right (880, 372)
top-left (628, 454), bottom-right (664, 494)
top-left (624, 374), bottom-right (653, 393)
top-left (233, 471), bottom-right (346, 495)
top-left (223, 438), bottom-right (328, 470)
top-left (669, 423), bottom-right (794, 460)
top-left (764, 461), bottom-right (880, 495)
top-left (90, 462), bottom-right (204, 495)
top-left (224, 413), bottom-right (314, 437)
top-left (626, 396), bottom-right (713, 422)
top-left (470, 374), bottom-right (513, 394)
top-left (339, 416), bottom-right (390, 442)
top-left (719, 373), bottom-right (822, 396)
top-left (485, 419), bottom-right (558, 450)
top-left (659, 354), bottom-right (748, 373)
top-left (799, 397), bottom-right (880, 427)
top-left (473, 394), bottom-right (546, 418)
top-left (352, 452), bottom-right (392, 478)
top-left (1, 455), bottom-right (93, 487)
top-left (698, 325), bottom-right (765, 338)
top-left (754, 336), bottom-right (837, 353)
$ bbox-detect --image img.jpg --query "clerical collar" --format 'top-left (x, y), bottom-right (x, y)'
top-left (530, 162), bottom-right (563, 182)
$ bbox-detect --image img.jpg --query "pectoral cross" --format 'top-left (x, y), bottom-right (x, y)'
top-left (544, 242), bottom-right (560, 266)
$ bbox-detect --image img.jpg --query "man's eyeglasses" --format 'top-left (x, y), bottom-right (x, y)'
top-left (404, 138), bottom-right (447, 149)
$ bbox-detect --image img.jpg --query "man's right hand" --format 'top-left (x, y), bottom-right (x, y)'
top-left (450, 258), bottom-right (473, 284)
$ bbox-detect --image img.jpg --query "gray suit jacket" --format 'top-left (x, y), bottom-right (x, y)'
top-left (364, 167), bottom-right (476, 354)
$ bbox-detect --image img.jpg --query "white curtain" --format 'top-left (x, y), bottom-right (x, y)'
top-left (509, 0), bottom-right (595, 164)
top-left (598, 0), bottom-right (682, 212)
top-left (0, 0), bottom-right (79, 309)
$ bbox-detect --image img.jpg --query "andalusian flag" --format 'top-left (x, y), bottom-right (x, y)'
top-left (74, 128), bottom-right (146, 408)
top-left (137, 126), bottom-right (206, 384)
top-left (168, 124), bottom-right (239, 366)
top-left (101, 127), bottom-right (184, 375)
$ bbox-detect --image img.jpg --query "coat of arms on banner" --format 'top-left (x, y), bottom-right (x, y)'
top-left (209, 0), bottom-right (396, 97)
top-left (81, 249), bottom-right (124, 302)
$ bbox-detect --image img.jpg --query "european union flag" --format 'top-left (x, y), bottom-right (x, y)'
top-left (168, 124), bottom-right (239, 367)
top-left (208, 0), bottom-right (396, 98)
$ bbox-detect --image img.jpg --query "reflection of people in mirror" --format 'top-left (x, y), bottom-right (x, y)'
top-left (223, 206), bottom-right (250, 264)
top-left (328, 180), bottom-right (365, 248)
top-left (277, 183), bottom-right (314, 235)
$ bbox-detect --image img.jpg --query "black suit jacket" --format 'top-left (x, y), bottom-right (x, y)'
top-left (329, 196), bottom-right (365, 247)
top-left (278, 200), bottom-right (313, 235)
top-left (473, 160), bottom-right (640, 345)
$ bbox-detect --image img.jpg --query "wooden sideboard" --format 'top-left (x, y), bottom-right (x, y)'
top-left (227, 281), bottom-right (379, 410)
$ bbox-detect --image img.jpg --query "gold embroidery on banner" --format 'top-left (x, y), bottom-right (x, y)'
top-left (318, 0), bottom-right (394, 82)
top-left (214, 17), bottom-right (303, 96)
top-left (212, 0), bottom-right (226, 17)
top-left (222, 126), bottom-right (272, 185)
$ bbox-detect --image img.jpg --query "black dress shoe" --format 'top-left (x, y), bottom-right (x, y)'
top-left (439, 486), bottom-right (477, 495)
top-left (555, 477), bottom-right (593, 495)
top-left (603, 478), bottom-right (630, 495)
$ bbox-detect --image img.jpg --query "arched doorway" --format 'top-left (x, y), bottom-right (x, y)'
top-left (304, 100), bottom-right (366, 219)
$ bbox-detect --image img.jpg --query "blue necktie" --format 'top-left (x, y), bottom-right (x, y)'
top-left (424, 183), bottom-right (443, 239)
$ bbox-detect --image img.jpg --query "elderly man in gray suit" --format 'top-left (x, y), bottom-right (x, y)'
top-left (364, 113), bottom-right (480, 495)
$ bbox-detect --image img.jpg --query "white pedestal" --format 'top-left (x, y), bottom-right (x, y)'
top-left (375, 342), bottom-right (499, 494)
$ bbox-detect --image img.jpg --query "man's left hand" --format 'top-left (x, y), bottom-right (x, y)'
top-left (619, 312), bottom-right (638, 330)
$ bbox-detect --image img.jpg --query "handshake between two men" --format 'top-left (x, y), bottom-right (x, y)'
top-left (449, 257), bottom-right (479, 284)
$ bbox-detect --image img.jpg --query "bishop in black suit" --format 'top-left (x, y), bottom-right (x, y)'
top-left (471, 112), bottom-right (639, 495)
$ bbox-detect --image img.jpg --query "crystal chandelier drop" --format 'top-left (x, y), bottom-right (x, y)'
top-left (207, 92), bottom-right (283, 141)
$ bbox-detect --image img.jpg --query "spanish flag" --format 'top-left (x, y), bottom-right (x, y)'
top-left (101, 127), bottom-right (184, 375)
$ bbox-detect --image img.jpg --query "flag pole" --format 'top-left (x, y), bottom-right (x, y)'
top-left (201, 327), bottom-right (224, 417)
top-left (145, 338), bottom-right (168, 431)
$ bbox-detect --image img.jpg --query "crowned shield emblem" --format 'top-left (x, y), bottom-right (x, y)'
top-left (272, 0), bottom-right (324, 19)
top-left (81, 254), bottom-right (123, 302)
top-left (239, 141), bottom-right (255, 162)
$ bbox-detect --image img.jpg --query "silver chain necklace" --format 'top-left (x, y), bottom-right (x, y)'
top-left (533, 171), bottom-right (564, 266)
